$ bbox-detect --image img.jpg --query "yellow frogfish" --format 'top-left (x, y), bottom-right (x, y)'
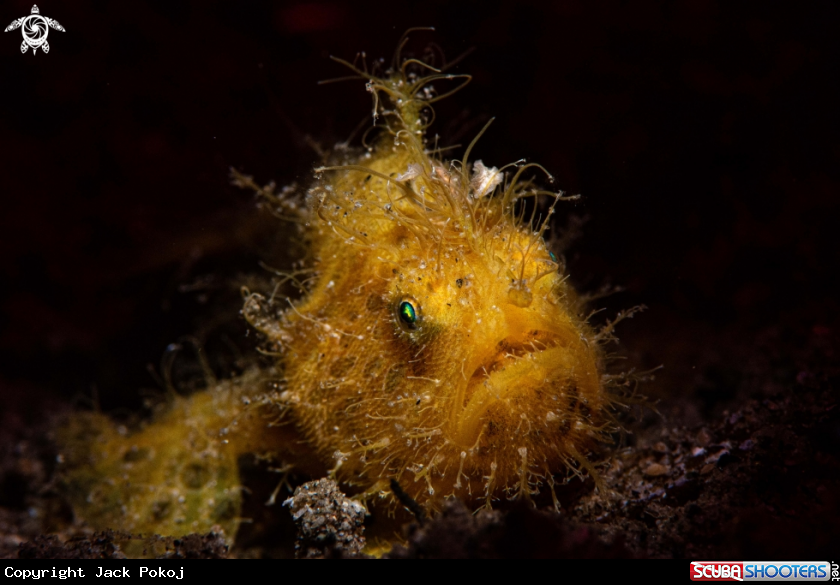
top-left (58, 46), bottom-right (638, 545)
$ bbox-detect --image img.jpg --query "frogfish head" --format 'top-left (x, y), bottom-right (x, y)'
top-left (244, 68), bottom-right (623, 509)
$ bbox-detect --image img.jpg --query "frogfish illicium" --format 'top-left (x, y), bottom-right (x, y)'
top-left (59, 37), bottom-right (641, 545)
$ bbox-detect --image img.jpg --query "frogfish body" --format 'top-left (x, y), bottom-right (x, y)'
top-left (59, 49), bottom-right (627, 544)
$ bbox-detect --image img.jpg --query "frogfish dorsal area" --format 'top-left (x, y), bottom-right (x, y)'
top-left (59, 40), bottom-right (636, 545)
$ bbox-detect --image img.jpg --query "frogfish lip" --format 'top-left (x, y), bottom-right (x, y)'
top-left (449, 329), bottom-right (581, 447)
top-left (467, 331), bottom-right (562, 387)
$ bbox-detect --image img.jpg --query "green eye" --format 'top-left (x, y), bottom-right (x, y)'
top-left (549, 251), bottom-right (558, 263)
top-left (398, 300), bottom-right (418, 328)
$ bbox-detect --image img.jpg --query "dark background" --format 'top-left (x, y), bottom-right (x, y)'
top-left (1, 0), bottom-right (839, 554)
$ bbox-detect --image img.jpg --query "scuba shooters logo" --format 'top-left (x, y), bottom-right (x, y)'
top-left (5, 5), bottom-right (65, 54)
top-left (690, 561), bottom-right (833, 581)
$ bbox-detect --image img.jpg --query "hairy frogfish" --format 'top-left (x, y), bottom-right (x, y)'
top-left (58, 40), bottom-right (641, 545)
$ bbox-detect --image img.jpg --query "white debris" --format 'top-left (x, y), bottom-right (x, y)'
top-left (470, 160), bottom-right (503, 198)
top-left (396, 163), bottom-right (424, 182)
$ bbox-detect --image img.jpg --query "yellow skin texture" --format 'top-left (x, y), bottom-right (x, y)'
top-left (60, 60), bottom-right (620, 544)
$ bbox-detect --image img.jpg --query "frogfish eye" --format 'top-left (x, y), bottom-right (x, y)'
top-left (398, 299), bottom-right (418, 329)
top-left (549, 251), bottom-right (558, 263)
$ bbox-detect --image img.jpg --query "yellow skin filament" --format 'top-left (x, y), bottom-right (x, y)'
top-left (59, 47), bottom-right (624, 544)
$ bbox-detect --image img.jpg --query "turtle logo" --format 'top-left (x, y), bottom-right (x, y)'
top-left (5, 5), bottom-right (65, 55)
